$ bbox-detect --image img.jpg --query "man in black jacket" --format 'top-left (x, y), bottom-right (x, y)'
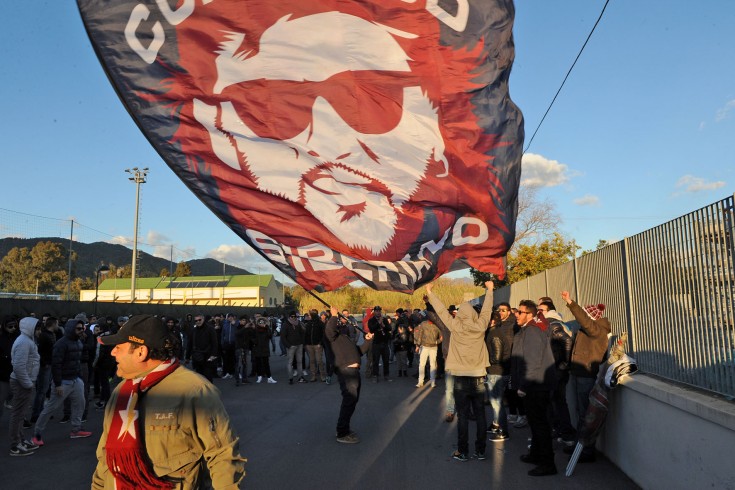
top-left (186, 315), bottom-right (219, 382)
top-left (325, 306), bottom-right (373, 444)
top-left (33, 319), bottom-right (92, 446)
top-left (367, 306), bottom-right (392, 382)
top-left (538, 300), bottom-right (575, 446)
top-left (511, 301), bottom-right (557, 477)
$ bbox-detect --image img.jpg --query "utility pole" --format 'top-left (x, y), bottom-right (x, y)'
top-left (125, 167), bottom-right (149, 303)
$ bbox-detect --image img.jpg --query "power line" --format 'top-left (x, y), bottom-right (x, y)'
top-left (523, 0), bottom-right (611, 154)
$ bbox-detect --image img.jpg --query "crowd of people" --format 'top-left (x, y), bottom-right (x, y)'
top-left (1, 286), bottom-right (611, 480)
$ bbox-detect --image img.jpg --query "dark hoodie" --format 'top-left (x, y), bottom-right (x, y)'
top-left (51, 319), bottom-right (84, 387)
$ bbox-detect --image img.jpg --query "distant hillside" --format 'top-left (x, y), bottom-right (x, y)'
top-left (0, 237), bottom-right (251, 279)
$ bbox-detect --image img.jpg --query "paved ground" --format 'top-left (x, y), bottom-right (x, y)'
top-left (2, 353), bottom-right (640, 489)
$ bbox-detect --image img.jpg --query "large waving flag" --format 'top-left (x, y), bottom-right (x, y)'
top-left (77, 0), bottom-right (524, 292)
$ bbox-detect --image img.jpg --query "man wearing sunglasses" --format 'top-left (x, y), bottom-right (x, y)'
top-left (511, 301), bottom-right (557, 476)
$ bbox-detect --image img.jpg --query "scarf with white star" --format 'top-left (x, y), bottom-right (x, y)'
top-left (105, 359), bottom-right (179, 489)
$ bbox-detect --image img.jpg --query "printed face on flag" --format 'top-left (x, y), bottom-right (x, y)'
top-left (77, 0), bottom-right (524, 292)
top-left (191, 12), bottom-right (443, 254)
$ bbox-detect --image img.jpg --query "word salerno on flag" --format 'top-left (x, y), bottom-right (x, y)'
top-left (77, 0), bottom-right (524, 292)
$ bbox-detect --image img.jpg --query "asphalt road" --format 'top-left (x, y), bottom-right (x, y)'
top-left (2, 353), bottom-right (640, 489)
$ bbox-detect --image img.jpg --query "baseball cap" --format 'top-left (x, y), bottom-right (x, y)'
top-left (99, 314), bottom-right (167, 349)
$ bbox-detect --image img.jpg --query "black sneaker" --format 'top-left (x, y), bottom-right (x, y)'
top-left (528, 464), bottom-right (558, 476)
top-left (59, 415), bottom-right (70, 424)
top-left (95, 401), bottom-right (105, 410)
top-left (451, 451), bottom-right (468, 462)
top-left (490, 431), bottom-right (510, 443)
top-left (486, 423), bottom-right (500, 434)
top-left (474, 451), bottom-right (487, 461)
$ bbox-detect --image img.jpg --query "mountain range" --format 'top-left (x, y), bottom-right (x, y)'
top-left (0, 237), bottom-right (251, 279)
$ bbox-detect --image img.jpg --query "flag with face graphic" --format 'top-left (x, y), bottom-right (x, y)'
top-left (77, 0), bottom-right (524, 292)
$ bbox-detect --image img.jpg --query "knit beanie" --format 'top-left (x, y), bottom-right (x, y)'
top-left (584, 304), bottom-right (606, 321)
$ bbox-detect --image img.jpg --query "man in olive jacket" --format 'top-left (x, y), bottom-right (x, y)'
top-left (93, 315), bottom-right (245, 489)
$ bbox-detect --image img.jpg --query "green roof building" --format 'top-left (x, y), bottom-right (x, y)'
top-left (80, 274), bottom-right (283, 307)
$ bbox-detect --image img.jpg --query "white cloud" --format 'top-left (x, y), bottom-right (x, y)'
top-left (206, 244), bottom-right (269, 272)
top-left (715, 98), bottom-right (735, 122)
top-left (521, 153), bottom-right (571, 188)
top-left (675, 175), bottom-right (726, 193)
top-left (109, 235), bottom-right (131, 246)
top-left (573, 194), bottom-right (601, 207)
top-left (145, 230), bottom-right (171, 245)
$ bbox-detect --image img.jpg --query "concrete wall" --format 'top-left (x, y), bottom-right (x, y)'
top-left (600, 374), bottom-right (735, 490)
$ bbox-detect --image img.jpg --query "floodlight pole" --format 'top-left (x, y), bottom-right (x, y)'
top-left (125, 167), bottom-right (149, 303)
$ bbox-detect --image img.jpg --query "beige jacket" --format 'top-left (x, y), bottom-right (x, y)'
top-left (92, 365), bottom-right (246, 489)
top-left (428, 289), bottom-right (493, 377)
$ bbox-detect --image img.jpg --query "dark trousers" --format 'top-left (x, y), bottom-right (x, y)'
top-left (526, 390), bottom-right (554, 466)
top-left (324, 342), bottom-right (335, 377)
top-left (506, 386), bottom-right (526, 416)
top-left (551, 370), bottom-right (575, 439)
top-left (335, 366), bottom-right (361, 437)
top-left (371, 343), bottom-right (390, 377)
top-left (254, 356), bottom-right (271, 377)
top-left (193, 359), bottom-right (216, 382)
top-left (222, 344), bottom-right (236, 376)
top-left (454, 376), bottom-right (487, 455)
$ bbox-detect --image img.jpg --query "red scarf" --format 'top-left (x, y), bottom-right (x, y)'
top-left (105, 359), bottom-right (180, 490)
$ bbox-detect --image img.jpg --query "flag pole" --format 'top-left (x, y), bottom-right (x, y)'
top-left (305, 289), bottom-right (366, 334)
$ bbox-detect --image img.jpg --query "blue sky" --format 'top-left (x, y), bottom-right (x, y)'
top-left (1, 1), bottom-right (732, 284)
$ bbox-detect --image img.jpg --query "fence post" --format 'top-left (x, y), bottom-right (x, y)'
top-left (622, 237), bottom-right (637, 355)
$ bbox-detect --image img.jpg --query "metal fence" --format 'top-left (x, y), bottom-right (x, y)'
top-left (495, 194), bottom-right (735, 397)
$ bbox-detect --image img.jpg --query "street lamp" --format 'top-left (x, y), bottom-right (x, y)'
top-left (95, 263), bottom-right (110, 315)
top-left (125, 167), bottom-right (149, 303)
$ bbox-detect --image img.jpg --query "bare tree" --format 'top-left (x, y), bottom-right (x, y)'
top-left (513, 186), bottom-right (562, 249)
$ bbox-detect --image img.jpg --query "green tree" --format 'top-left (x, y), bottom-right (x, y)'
top-left (174, 261), bottom-right (192, 276)
top-left (505, 233), bottom-right (579, 283)
top-left (581, 239), bottom-right (609, 255)
top-left (160, 267), bottom-right (170, 277)
top-left (0, 241), bottom-right (70, 294)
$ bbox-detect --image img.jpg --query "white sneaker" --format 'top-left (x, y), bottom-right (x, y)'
top-left (513, 415), bottom-right (528, 428)
top-left (267, 377), bottom-right (277, 384)
top-left (256, 376), bottom-right (263, 383)
top-left (292, 370), bottom-right (298, 377)
top-left (507, 414), bottom-right (518, 424)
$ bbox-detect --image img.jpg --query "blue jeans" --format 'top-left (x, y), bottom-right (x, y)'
top-left (454, 376), bottom-right (487, 455)
top-left (444, 372), bottom-right (455, 414)
top-left (571, 374), bottom-right (596, 454)
top-left (486, 374), bottom-right (509, 432)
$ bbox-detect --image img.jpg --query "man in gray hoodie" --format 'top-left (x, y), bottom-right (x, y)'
top-left (9, 317), bottom-right (40, 456)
